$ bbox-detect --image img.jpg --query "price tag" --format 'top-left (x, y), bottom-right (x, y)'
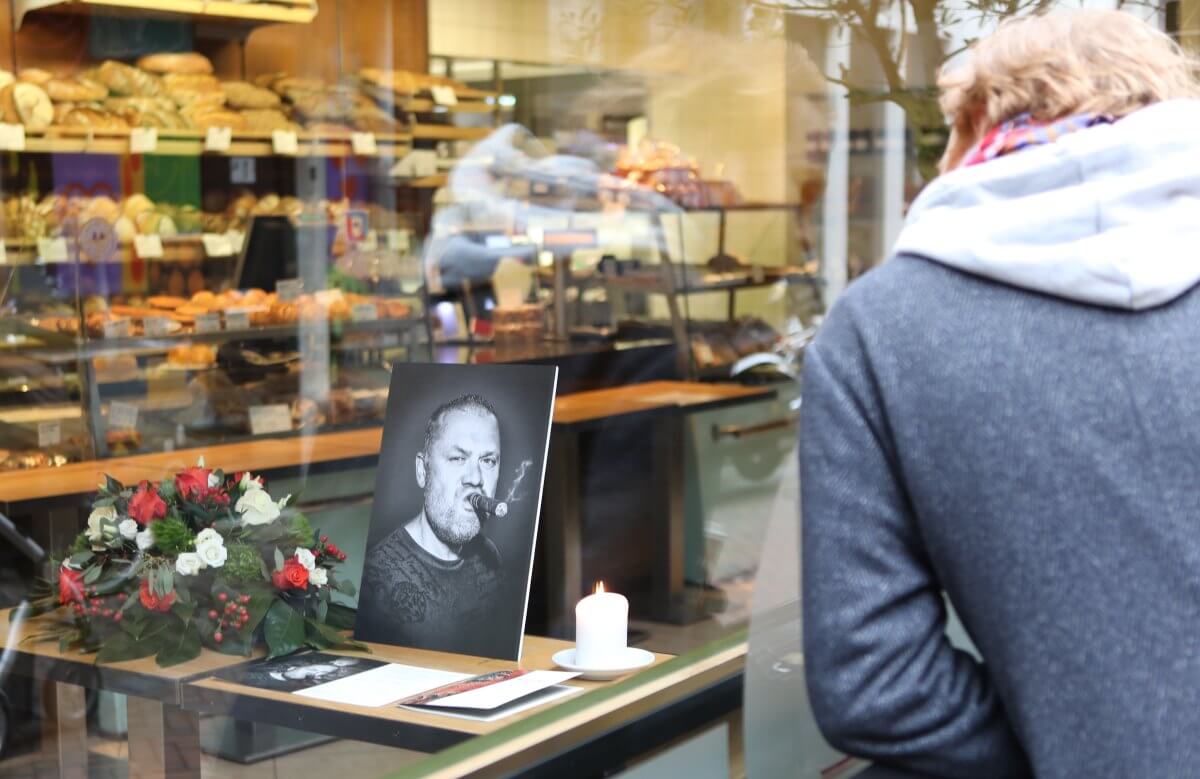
top-left (130, 127), bottom-right (158, 154)
top-left (226, 229), bottom-right (246, 253)
top-left (225, 309), bottom-right (250, 331)
top-left (358, 231), bottom-right (379, 250)
top-left (351, 132), bottom-right (378, 156)
top-left (272, 130), bottom-right (299, 156)
top-left (134, 234), bottom-right (164, 259)
top-left (431, 85), bottom-right (459, 106)
top-left (0, 241), bottom-right (7, 265)
top-left (351, 303), bottom-right (378, 322)
top-left (205, 126), bottom-right (233, 152)
top-left (0, 123), bottom-right (27, 152)
top-left (194, 312), bottom-right (221, 334)
top-left (249, 404), bottom-right (292, 436)
top-left (103, 319), bottom-right (130, 339)
top-left (38, 237), bottom-right (69, 263)
top-left (108, 401), bottom-right (139, 431)
top-left (276, 278), bottom-right (303, 302)
top-left (202, 233), bottom-right (234, 257)
top-left (144, 317), bottom-right (171, 337)
top-left (230, 157), bottom-right (256, 185)
top-left (386, 229), bottom-right (410, 252)
top-left (37, 420), bottom-right (61, 448)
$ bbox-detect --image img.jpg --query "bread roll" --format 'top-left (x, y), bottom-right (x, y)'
top-left (96, 61), bottom-right (162, 97)
top-left (182, 107), bottom-right (246, 131)
top-left (17, 69), bottom-right (53, 87)
top-left (220, 81), bottom-right (280, 110)
top-left (46, 77), bottom-right (107, 103)
top-left (5, 84), bottom-right (52, 131)
top-left (137, 52), bottom-right (213, 76)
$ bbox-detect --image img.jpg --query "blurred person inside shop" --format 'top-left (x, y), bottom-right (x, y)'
top-left (801, 10), bottom-right (1200, 777)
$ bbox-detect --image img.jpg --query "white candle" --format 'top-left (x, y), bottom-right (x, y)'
top-left (575, 582), bottom-right (629, 667)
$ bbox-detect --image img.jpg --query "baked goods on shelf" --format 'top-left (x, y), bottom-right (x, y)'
top-left (93, 60), bottom-right (163, 98)
top-left (167, 343), bottom-right (217, 367)
top-left (221, 81), bottom-right (280, 110)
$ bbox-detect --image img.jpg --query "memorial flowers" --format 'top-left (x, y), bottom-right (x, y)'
top-left (20, 459), bottom-right (362, 667)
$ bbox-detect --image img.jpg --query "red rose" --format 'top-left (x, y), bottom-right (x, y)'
top-left (273, 559), bottom-right (309, 590)
top-left (128, 481), bottom-right (167, 525)
top-left (139, 579), bottom-right (176, 613)
top-left (174, 467), bottom-right (211, 500)
top-left (58, 566), bottom-right (85, 605)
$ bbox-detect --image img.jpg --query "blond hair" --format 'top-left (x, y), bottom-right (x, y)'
top-left (939, 11), bottom-right (1200, 167)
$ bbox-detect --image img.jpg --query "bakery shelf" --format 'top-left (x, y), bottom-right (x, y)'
top-left (1, 236), bottom-right (228, 266)
top-left (411, 124), bottom-right (493, 142)
top-left (18, 315), bottom-right (427, 363)
top-left (19, 127), bottom-right (411, 158)
top-left (14, 0), bottom-right (318, 29)
top-left (406, 98), bottom-right (497, 115)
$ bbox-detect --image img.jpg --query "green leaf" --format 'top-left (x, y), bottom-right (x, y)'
top-left (331, 575), bottom-right (356, 598)
top-left (155, 627), bottom-right (201, 667)
top-left (324, 602), bottom-right (357, 631)
top-left (263, 601), bottom-right (305, 659)
top-left (304, 617), bottom-right (364, 652)
top-left (273, 548), bottom-right (285, 572)
top-left (83, 565), bottom-right (103, 585)
top-left (96, 631), bottom-right (157, 664)
top-left (92, 497), bottom-right (116, 508)
top-left (104, 475), bottom-right (124, 495)
top-left (172, 600), bottom-right (196, 624)
top-left (316, 599), bottom-right (328, 622)
top-left (159, 478), bottom-right (176, 501)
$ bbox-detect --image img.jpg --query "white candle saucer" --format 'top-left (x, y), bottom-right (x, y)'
top-left (552, 647), bottom-right (655, 680)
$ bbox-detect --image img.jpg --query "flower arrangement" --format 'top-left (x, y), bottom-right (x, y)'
top-left (21, 459), bottom-right (363, 667)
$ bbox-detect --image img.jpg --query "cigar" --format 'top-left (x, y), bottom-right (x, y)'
top-left (469, 494), bottom-right (508, 518)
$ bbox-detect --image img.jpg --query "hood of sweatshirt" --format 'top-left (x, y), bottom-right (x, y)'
top-left (892, 100), bottom-right (1200, 310)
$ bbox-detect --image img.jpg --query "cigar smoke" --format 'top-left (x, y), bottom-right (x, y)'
top-left (505, 460), bottom-right (534, 503)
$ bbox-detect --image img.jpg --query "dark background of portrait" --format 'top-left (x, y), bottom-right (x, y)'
top-left (358, 362), bottom-right (558, 656)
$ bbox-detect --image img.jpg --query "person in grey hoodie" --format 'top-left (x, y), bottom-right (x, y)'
top-left (801, 10), bottom-right (1200, 778)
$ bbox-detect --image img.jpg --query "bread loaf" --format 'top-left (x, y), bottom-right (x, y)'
top-left (46, 77), bottom-right (107, 103)
top-left (221, 81), bottom-right (280, 110)
top-left (96, 61), bottom-right (162, 97)
top-left (137, 52), bottom-right (213, 76)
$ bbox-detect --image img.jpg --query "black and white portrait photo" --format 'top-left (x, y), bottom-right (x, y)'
top-left (355, 363), bottom-right (558, 660)
top-left (214, 653), bottom-right (385, 693)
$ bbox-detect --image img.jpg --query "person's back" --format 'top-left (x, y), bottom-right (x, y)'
top-left (801, 12), bottom-right (1200, 778)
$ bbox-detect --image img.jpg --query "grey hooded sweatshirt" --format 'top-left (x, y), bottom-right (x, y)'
top-left (801, 99), bottom-right (1200, 778)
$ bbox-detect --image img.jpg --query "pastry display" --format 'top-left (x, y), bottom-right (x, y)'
top-left (167, 344), bottom-right (217, 367)
top-left (46, 77), bottom-right (107, 103)
top-left (93, 60), bottom-right (163, 97)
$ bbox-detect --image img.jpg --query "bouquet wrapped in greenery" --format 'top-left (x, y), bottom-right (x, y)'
top-left (21, 459), bottom-right (363, 667)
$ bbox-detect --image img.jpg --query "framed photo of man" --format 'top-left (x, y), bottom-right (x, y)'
top-left (355, 363), bottom-right (558, 660)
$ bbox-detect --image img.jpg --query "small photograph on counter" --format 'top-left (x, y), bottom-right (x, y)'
top-left (356, 363), bottom-right (559, 661)
top-left (213, 652), bottom-right (386, 694)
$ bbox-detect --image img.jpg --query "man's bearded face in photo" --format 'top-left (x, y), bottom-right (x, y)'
top-left (416, 407), bottom-right (500, 547)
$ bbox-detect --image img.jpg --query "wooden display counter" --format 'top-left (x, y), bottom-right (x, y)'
top-left (0, 381), bottom-right (770, 506)
top-left (0, 605), bottom-right (702, 778)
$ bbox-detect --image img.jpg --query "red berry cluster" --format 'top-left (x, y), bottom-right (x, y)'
top-left (208, 591), bottom-right (253, 643)
top-left (71, 589), bottom-right (128, 623)
top-left (318, 535), bottom-right (347, 563)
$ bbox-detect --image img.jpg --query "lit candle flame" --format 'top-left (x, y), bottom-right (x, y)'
top-left (595, 581), bottom-right (605, 595)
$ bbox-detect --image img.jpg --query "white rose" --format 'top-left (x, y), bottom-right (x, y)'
top-left (208, 472), bottom-right (221, 489)
top-left (309, 567), bottom-right (328, 587)
top-left (175, 552), bottom-right (205, 576)
top-left (236, 488), bottom-right (280, 526)
top-left (136, 529), bottom-right (154, 551)
top-left (86, 506), bottom-right (119, 548)
top-left (240, 472), bottom-right (264, 491)
top-left (294, 548), bottom-right (316, 572)
top-left (118, 518), bottom-right (138, 541)
top-left (198, 543), bottom-right (228, 569)
top-left (195, 528), bottom-right (224, 551)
